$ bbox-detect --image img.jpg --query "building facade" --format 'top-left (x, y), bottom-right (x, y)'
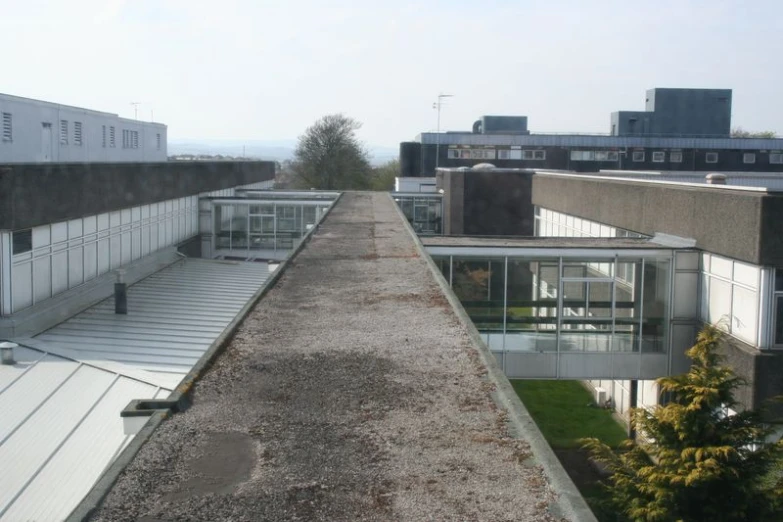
top-left (0, 93), bottom-right (167, 163)
top-left (612, 88), bottom-right (732, 137)
top-left (401, 88), bottom-right (782, 176)
top-left (429, 167), bottom-right (783, 421)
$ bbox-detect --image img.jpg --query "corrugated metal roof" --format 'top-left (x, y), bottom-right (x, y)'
top-left (34, 258), bottom-right (269, 379)
top-left (0, 258), bottom-right (271, 521)
top-left (417, 132), bottom-right (783, 150)
top-left (0, 346), bottom-right (167, 522)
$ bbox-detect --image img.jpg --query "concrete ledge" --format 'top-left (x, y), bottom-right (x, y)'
top-left (66, 193), bottom-right (344, 522)
top-left (388, 193), bottom-right (598, 522)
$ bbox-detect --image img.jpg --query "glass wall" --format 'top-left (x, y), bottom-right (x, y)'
top-left (434, 254), bottom-right (672, 355)
top-left (534, 207), bottom-right (647, 239)
top-left (213, 201), bottom-right (332, 254)
top-left (393, 195), bottom-right (442, 235)
top-left (701, 253), bottom-right (760, 345)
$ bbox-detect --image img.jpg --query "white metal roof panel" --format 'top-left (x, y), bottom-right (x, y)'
top-left (0, 258), bottom-right (270, 521)
top-left (35, 258), bottom-right (269, 377)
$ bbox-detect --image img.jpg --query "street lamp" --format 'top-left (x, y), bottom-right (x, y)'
top-left (433, 93), bottom-right (454, 170)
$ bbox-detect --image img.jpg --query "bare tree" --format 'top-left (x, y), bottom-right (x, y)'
top-left (291, 114), bottom-right (372, 190)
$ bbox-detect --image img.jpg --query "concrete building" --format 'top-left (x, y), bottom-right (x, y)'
top-left (426, 166), bottom-right (783, 424)
top-left (401, 88), bottom-right (783, 176)
top-left (0, 160), bottom-right (278, 521)
top-left (611, 88), bottom-right (732, 137)
top-left (0, 162), bottom-right (594, 521)
top-left (0, 93), bottom-right (167, 163)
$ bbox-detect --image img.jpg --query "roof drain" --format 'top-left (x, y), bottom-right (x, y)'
top-left (121, 398), bottom-right (181, 435)
top-left (0, 341), bottom-right (17, 365)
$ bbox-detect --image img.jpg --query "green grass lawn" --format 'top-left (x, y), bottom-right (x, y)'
top-left (511, 380), bottom-right (628, 522)
top-left (510, 380), bottom-right (627, 449)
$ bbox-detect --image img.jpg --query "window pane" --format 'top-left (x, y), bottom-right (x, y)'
top-left (776, 296), bottom-right (783, 344)
top-left (731, 286), bottom-right (758, 344)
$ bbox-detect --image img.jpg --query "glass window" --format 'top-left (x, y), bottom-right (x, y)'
top-left (707, 278), bottom-right (732, 328)
top-left (706, 152), bottom-right (719, 163)
top-left (776, 269), bottom-right (783, 292)
top-left (776, 296), bottom-right (783, 344)
top-left (12, 229), bottom-right (32, 254)
top-left (731, 286), bottom-right (758, 344)
top-left (447, 149), bottom-right (460, 159)
top-left (770, 153), bottom-right (783, 164)
top-left (523, 150), bottom-right (535, 160)
top-left (533, 150), bottom-right (546, 160)
top-left (670, 151), bottom-right (683, 163)
top-left (594, 151), bottom-right (609, 161)
top-left (632, 151), bottom-right (645, 162)
top-left (607, 151), bottom-right (619, 161)
top-left (743, 153), bottom-right (756, 164)
top-left (652, 151), bottom-right (665, 162)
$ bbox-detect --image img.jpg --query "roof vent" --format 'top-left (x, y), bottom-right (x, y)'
top-left (706, 173), bottom-right (727, 185)
top-left (0, 341), bottom-right (17, 365)
top-left (472, 163), bottom-right (496, 170)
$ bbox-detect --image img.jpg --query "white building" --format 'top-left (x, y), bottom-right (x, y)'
top-left (0, 93), bottom-right (167, 163)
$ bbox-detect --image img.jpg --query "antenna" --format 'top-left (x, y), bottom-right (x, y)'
top-left (130, 102), bottom-right (140, 120)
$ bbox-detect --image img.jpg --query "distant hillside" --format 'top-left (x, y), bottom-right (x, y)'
top-left (168, 139), bottom-right (398, 165)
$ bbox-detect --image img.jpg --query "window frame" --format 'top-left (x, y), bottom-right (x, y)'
top-left (652, 151), bottom-right (665, 163)
top-left (743, 153), bottom-right (756, 164)
top-left (770, 153), bottom-right (783, 165)
top-left (705, 152), bottom-right (719, 164)
top-left (670, 151), bottom-right (683, 163)
top-left (632, 151), bottom-right (645, 162)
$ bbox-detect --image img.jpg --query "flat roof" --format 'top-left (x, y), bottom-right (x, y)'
top-left (85, 192), bottom-right (579, 521)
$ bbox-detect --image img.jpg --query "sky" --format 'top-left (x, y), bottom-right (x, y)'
top-left (1, 0), bottom-right (781, 147)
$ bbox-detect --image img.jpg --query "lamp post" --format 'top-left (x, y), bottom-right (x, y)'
top-left (433, 93), bottom-right (453, 170)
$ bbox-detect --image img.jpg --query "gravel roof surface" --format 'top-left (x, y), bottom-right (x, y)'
top-left (89, 192), bottom-right (564, 522)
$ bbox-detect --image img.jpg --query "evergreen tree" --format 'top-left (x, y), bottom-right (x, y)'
top-left (582, 325), bottom-right (783, 522)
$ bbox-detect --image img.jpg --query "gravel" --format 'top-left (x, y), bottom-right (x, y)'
top-left (89, 192), bottom-right (564, 522)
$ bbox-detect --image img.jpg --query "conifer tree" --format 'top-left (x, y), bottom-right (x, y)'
top-left (582, 325), bottom-right (783, 522)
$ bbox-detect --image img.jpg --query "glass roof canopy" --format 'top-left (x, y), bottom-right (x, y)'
top-left (425, 241), bottom-right (685, 379)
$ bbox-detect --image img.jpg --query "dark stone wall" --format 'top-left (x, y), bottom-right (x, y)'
top-left (436, 169), bottom-right (534, 236)
top-left (720, 336), bottom-right (783, 417)
top-left (463, 171), bottom-right (534, 236)
top-left (532, 174), bottom-right (783, 266)
top-left (0, 161), bottom-right (275, 230)
top-left (436, 170), bottom-right (464, 235)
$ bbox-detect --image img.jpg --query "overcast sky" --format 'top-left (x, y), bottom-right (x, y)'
top-left (1, 0), bottom-right (780, 146)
